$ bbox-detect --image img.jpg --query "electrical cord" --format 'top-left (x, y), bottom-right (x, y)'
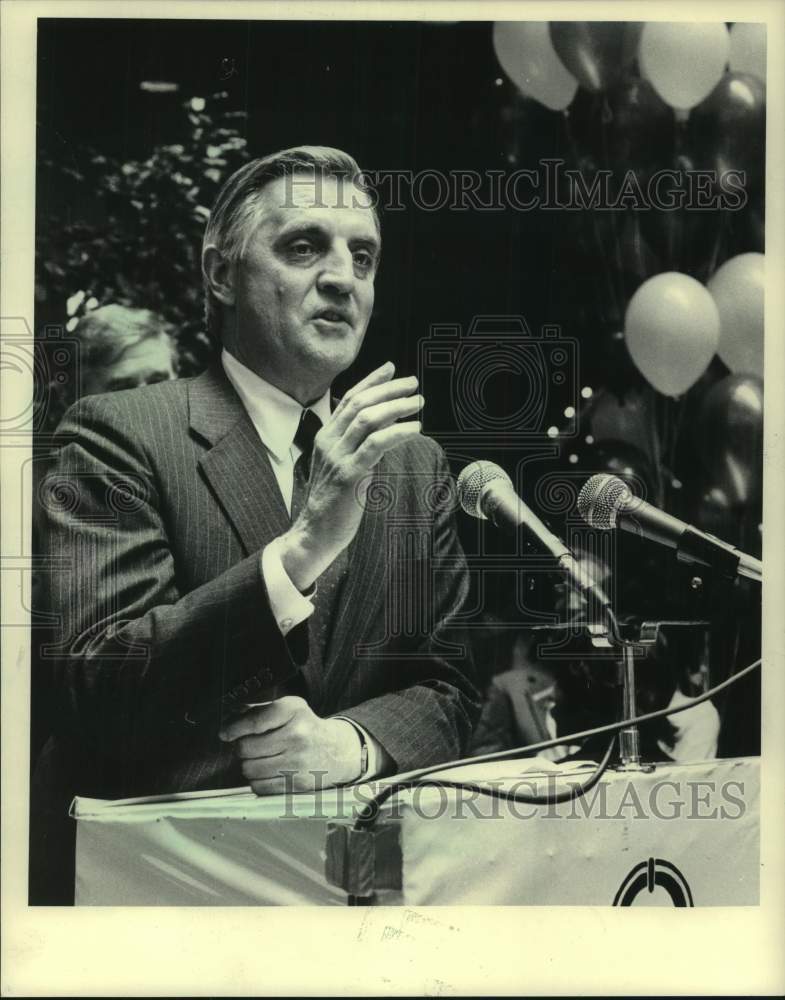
top-left (352, 655), bottom-right (761, 828)
top-left (344, 657), bottom-right (760, 904)
top-left (353, 733), bottom-right (617, 832)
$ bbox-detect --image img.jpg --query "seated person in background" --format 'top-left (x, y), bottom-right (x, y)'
top-left (553, 628), bottom-right (720, 764)
top-left (655, 630), bottom-right (720, 763)
top-left (74, 303), bottom-right (178, 395)
top-left (469, 606), bottom-right (719, 766)
top-left (469, 630), bottom-right (577, 761)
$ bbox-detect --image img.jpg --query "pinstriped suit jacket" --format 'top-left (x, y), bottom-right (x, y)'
top-left (35, 362), bottom-right (480, 802)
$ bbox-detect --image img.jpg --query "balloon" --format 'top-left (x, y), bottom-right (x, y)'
top-left (694, 483), bottom-right (735, 540)
top-left (696, 374), bottom-right (763, 504)
top-left (625, 272), bottom-right (720, 396)
top-left (589, 439), bottom-right (657, 498)
top-left (618, 213), bottom-right (662, 291)
top-left (707, 252), bottom-right (764, 378)
top-left (638, 197), bottom-right (726, 283)
top-left (604, 75), bottom-right (673, 173)
top-left (639, 22), bottom-right (729, 111)
top-left (739, 194), bottom-right (765, 254)
top-left (549, 22), bottom-right (642, 93)
top-left (729, 23), bottom-right (766, 83)
top-left (567, 75), bottom-right (674, 178)
top-left (687, 72), bottom-right (765, 189)
top-left (587, 388), bottom-right (655, 457)
top-left (492, 21), bottom-right (578, 112)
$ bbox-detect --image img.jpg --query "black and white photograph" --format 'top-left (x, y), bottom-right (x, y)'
top-left (2, 1), bottom-right (784, 995)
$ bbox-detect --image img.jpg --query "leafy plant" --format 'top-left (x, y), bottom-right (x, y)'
top-left (36, 91), bottom-right (249, 426)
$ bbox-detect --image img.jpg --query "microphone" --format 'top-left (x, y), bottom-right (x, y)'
top-left (577, 474), bottom-right (762, 583)
top-left (457, 460), bottom-right (611, 606)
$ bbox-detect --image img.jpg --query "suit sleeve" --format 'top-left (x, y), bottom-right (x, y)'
top-left (40, 393), bottom-right (305, 759)
top-left (339, 442), bottom-right (482, 771)
top-left (468, 682), bottom-right (515, 757)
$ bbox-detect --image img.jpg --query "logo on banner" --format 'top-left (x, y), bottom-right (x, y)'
top-left (613, 857), bottom-right (694, 907)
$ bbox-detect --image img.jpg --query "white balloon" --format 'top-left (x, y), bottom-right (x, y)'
top-left (639, 22), bottom-right (729, 111)
top-left (492, 21), bottom-right (578, 112)
top-left (625, 272), bottom-right (720, 397)
top-left (729, 23), bottom-right (767, 84)
top-left (708, 253), bottom-right (765, 378)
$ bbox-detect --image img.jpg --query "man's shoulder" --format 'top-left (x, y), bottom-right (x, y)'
top-left (86, 374), bottom-right (192, 410)
top-left (64, 372), bottom-right (203, 425)
top-left (56, 374), bottom-right (202, 447)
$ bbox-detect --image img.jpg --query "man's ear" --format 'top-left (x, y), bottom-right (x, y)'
top-left (202, 245), bottom-right (237, 306)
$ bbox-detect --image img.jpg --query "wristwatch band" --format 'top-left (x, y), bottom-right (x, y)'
top-left (356, 725), bottom-right (369, 780)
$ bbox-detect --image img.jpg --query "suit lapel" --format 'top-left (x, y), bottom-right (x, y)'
top-left (188, 364), bottom-right (389, 706)
top-left (189, 363), bottom-right (290, 555)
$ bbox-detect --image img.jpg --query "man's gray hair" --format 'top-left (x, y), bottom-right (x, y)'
top-left (201, 145), bottom-right (379, 344)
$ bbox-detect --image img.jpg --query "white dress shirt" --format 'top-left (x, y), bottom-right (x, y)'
top-left (221, 349), bottom-right (382, 778)
top-left (659, 687), bottom-right (721, 763)
top-left (222, 348), bottom-right (331, 634)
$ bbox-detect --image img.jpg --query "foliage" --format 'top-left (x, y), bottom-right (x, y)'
top-left (36, 91), bottom-right (249, 413)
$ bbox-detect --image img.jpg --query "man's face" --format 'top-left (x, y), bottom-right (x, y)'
top-left (83, 334), bottom-right (177, 396)
top-left (225, 173), bottom-right (380, 402)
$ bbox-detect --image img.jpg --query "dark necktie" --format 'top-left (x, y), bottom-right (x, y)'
top-left (291, 408), bottom-right (322, 521)
top-left (289, 407), bottom-right (348, 704)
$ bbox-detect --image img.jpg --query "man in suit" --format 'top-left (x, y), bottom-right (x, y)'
top-left (31, 147), bottom-right (479, 900)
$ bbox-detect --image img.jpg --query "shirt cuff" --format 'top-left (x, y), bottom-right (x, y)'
top-left (261, 537), bottom-right (316, 636)
top-left (333, 717), bottom-right (385, 780)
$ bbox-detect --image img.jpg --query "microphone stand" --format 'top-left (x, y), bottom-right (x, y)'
top-left (586, 611), bottom-right (710, 772)
top-left (617, 643), bottom-right (647, 771)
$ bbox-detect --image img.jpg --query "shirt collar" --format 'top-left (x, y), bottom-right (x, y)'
top-left (221, 348), bottom-right (332, 461)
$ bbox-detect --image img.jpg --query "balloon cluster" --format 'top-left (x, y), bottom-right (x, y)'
top-left (493, 20), bottom-right (764, 115)
top-left (492, 20), bottom-right (765, 542)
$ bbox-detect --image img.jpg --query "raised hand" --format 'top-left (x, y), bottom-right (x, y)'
top-left (278, 361), bottom-right (423, 590)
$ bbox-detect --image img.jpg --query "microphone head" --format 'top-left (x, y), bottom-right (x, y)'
top-left (457, 460), bottom-right (513, 520)
top-left (577, 473), bottom-right (633, 530)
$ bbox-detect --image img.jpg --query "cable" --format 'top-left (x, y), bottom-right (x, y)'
top-left (344, 658), bottom-right (760, 904)
top-left (352, 656), bottom-right (761, 826)
top-left (353, 733), bottom-right (617, 831)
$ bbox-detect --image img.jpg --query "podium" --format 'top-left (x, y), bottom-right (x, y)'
top-left (72, 756), bottom-right (759, 906)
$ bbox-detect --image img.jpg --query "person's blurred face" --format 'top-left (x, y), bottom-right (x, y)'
top-left (83, 334), bottom-right (177, 396)
top-left (222, 172), bottom-right (380, 404)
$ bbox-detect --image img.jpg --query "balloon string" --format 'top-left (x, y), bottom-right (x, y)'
top-left (598, 94), bottom-right (626, 322)
top-left (661, 395), bottom-right (671, 497)
top-left (649, 385), bottom-right (665, 506)
top-left (563, 107), bottom-right (621, 326)
top-left (667, 393), bottom-right (687, 475)
top-left (706, 211), bottom-right (727, 279)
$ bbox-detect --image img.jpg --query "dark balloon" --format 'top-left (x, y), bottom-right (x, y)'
top-left (566, 76), bottom-right (673, 188)
top-left (638, 204), bottom-right (725, 281)
top-left (618, 212), bottom-right (661, 291)
top-left (696, 374), bottom-right (763, 505)
top-left (727, 193), bottom-right (765, 255)
top-left (587, 439), bottom-right (657, 499)
top-left (687, 72), bottom-right (766, 192)
top-left (604, 75), bottom-right (674, 173)
top-left (693, 484), bottom-right (736, 542)
top-left (550, 22), bottom-right (643, 93)
top-left (588, 387), bottom-right (655, 458)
